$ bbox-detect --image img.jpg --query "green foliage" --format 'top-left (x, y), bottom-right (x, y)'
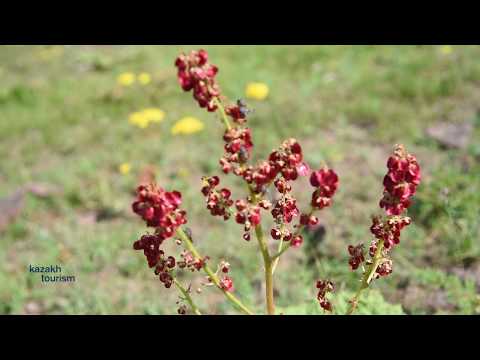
top-left (413, 268), bottom-right (480, 315)
top-left (410, 158), bottom-right (480, 259)
top-left (278, 290), bottom-right (404, 315)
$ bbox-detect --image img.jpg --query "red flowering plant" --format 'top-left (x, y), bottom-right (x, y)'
top-left (130, 49), bottom-right (421, 315)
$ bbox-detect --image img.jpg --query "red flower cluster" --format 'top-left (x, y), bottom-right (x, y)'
top-left (269, 138), bottom-right (308, 182)
top-left (132, 234), bottom-right (176, 288)
top-left (370, 215), bottom-right (411, 250)
top-left (132, 184), bottom-right (187, 237)
top-left (178, 250), bottom-right (208, 272)
top-left (133, 234), bottom-right (164, 268)
top-left (375, 258), bottom-right (393, 278)
top-left (271, 194), bottom-right (299, 224)
top-left (175, 49), bottom-right (220, 112)
top-left (220, 128), bottom-right (254, 174)
top-left (226, 99), bottom-right (251, 125)
top-left (347, 145), bottom-right (420, 285)
top-left (131, 185), bottom-right (189, 288)
top-left (316, 280), bottom-right (334, 312)
top-left (380, 144), bottom-right (421, 216)
top-left (236, 139), bottom-right (306, 192)
top-left (201, 176), bottom-right (234, 220)
top-left (234, 199), bottom-right (265, 241)
top-left (310, 168), bottom-right (339, 209)
top-left (347, 244), bottom-right (365, 270)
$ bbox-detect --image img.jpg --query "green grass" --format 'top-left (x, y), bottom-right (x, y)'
top-left (1, 45), bottom-right (479, 314)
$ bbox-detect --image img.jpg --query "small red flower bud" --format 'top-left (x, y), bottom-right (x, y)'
top-left (220, 261), bottom-right (230, 273)
top-left (235, 212), bottom-right (246, 224)
top-left (347, 244), bottom-right (365, 271)
top-left (220, 276), bottom-right (234, 292)
top-left (248, 207), bottom-right (261, 226)
top-left (300, 213), bottom-right (310, 225)
top-left (291, 235), bottom-right (303, 248)
top-left (308, 215), bottom-right (319, 226)
top-left (271, 228), bottom-right (282, 240)
top-left (296, 162), bottom-right (310, 177)
top-left (166, 256), bottom-right (176, 269)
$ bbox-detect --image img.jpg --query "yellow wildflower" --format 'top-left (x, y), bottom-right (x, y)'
top-left (128, 108), bottom-right (166, 128)
top-left (138, 72), bottom-right (152, 85)
top-left (440, 45), bottom-right (453, 55)
top-left (117, 72), bottom-right (136, 86)
top-left (118, 163), bottom-right (131, 175)
top-left (129, 112), bottom-right (150, 129)
top-left (142, 108), bottom-right (165, 123)
top-left (171, 117), bottom-right (205, 135)
top-left (245, 82), bottom-right (269, 100)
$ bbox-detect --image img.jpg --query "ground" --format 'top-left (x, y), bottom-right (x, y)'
top-left (0, 45), bottom-right (479, 315)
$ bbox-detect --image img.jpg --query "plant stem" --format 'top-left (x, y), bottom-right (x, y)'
top-left (271, 242), bottom-right (291, 261)
top-left (254, 223), bottom-right (275, 315)
top-left (175, 227), bottom-right (254, 315)
top-left (214, 97), bottom-right (275, 314)
top-left (346, 240), bottom-right (384, 315)
top-left (271, 224), bottom-right (286, 274)
top-left (270, 209), bottom-right (314, 261)
top-left (214, 97), bottom-right (232, 131)
top-left (174, 279), bottom-right (202, 315)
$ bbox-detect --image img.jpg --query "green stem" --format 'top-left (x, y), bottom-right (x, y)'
top-left (270, 208), bottom-right (315, 261)
top-left (346, 240), bottom-right (384, 315)
top-left (247, 186), bottom-right (275, 315)
top-left (254, 224), bottom-right (275, 315)
top-left (174, 279), bottom-right (202, 315)
top-left (175, 228), bottom-right (254, 315)
top-left (271, 224), bottom-right (286, 274)
top-left (214, 97), bottom-right (232, 131)
top-left (271, 242), bottom-right (291, 261)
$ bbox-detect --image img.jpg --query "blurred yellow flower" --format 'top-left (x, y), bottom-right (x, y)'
top-left (142, 108), bottom-right (165, 123)
top-left (440, 45), bottom-right (453, 55)
top-left (171, 117), bottom-right (205, 135)
top-left (117, 72), bottom-right (136, 86)
top-left (118, 163), bottom-right (131, 175)
top-left (129, 112), bottom-right (150, 128)
top-left (245, 82), bottom-right (269, 100)
top-left (128, 108), bottom-right (166, 128)
top-left (138, 72), bottom-right (152, 85)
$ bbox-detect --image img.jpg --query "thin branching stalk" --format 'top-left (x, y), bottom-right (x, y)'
top-left (175, 227), bottom-right (254, 315)
top-left (347, 240), bottom-right (385, 315)
top-left (174, 279), bottom-right (202, 315)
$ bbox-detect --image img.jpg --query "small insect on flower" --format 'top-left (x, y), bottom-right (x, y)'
top-left (245, 82), bottom-right (269, 101)
top-left (118, 162), bottom-right (131, 175)
top-left (117, 72), bottom-right (136, 87)
top-left (138, 72), bottom-right (152, 85)
top-left (237, 99), bottom-right (254, 117)
top-left (171, 117), bottom-right (205, 135)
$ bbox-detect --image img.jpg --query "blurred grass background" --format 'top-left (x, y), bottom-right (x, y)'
top-left (0, 45), bottom-right (479, 314)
